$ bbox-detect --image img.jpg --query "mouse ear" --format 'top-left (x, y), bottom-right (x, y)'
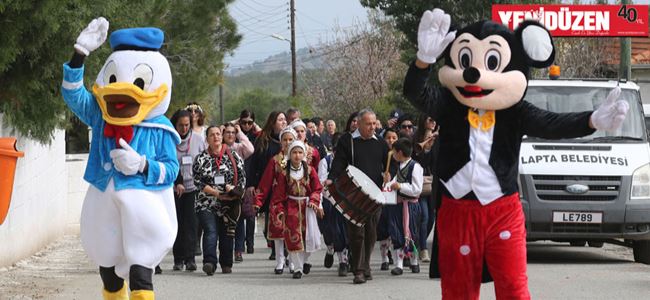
top-left (515, 20), bottom-right (555, 68)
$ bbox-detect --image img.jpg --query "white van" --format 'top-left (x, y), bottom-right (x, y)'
top-left (519, 79), bottom-right (650, 263)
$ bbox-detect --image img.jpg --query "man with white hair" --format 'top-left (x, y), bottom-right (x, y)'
top-left (325, 108), bottom-right (389, 284)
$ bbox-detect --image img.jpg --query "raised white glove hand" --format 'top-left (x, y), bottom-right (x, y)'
top-left (590, 87), bottom-right (629, 131)
top-left (74, 17), bottom-right (109, 56)
top-left (417, 8), bottom-right (456, 64)
top-left (109, 139), bottom-right (147, 176)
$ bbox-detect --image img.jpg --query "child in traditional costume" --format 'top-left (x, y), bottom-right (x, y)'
top-left (254, 127), bottom-right (297, 274)
top-left (272, 141), bottom-right (323, 279)
top-left (385, 138), bottom-right (424, 275)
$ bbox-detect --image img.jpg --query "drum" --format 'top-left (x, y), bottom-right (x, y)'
top-left (325, 165), bottom-right (386, 227)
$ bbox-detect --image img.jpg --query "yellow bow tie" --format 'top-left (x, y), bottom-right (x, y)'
top-left (467, 109), bottom-right (496, 131)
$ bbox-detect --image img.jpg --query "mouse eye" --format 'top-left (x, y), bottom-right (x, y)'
top-left (485, 49), bottom-right (501, 71)
top-left (458, 47), bottom-right (472, 70)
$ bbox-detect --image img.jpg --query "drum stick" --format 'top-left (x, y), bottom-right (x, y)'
top-left (384, 150), bottom-right (394, 185)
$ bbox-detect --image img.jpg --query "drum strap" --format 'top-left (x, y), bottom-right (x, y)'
top-left (350, 134), bottom-right (355, 166)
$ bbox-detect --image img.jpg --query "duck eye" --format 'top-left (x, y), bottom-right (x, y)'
top-left (133, 78), bottom-right (145, 90)
top-left (133, 63), bottom-right (154, 91)
top-left (102, 60), bottom-right (117, 85)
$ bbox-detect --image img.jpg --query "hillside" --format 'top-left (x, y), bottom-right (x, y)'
top-left (226, 47), bottom-right (324, 76)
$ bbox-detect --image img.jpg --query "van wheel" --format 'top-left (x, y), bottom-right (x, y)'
top-left (633, 240), bottom-right (650, 264)
top-left (570, 241), bottom-right (586, 247)
top-left (588, 241), bottom-right (604, 248)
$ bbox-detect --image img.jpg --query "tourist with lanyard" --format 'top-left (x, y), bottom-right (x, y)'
top-left (192, 126), bottom-right (245, 275)
top-left (170, 109), bottom-right (205, 272)
top-left (250, 111), bottom-right (288, 261)
top-left (221, 122), bottom-right (254, 262)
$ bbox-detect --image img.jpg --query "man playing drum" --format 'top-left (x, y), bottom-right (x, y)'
top-left (325, 109), bottom-right (390, 284)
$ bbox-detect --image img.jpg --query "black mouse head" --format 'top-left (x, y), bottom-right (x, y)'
top-left (438, 20), bottom-right (555, 110)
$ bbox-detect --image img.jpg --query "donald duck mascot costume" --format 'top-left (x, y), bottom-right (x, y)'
top-left (61, 17), bottom-right (180, 300)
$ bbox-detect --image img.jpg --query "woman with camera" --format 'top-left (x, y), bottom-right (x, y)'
top-left (193, 126), bottom-right (246, 275)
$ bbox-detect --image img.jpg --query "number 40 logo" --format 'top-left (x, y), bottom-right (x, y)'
top-left (618, 4), bottom-right (638, 22)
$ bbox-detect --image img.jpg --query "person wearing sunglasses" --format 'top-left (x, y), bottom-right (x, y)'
top-left (397, 113), bottom-right (416, 138)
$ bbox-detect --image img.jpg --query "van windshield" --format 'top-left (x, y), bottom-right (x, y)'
top-left (524, 86), bottom-right (645, 142)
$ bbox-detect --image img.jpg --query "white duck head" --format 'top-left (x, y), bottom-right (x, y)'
top-left (92, 27), bottom-right (172, 126)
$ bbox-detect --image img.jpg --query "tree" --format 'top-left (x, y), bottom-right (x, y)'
top-left (0, 0), bottom-right (240, 144)
top-left (220, 88), bottom-right (292, 124)
top-left (301, 13), bottom-right (406, 126)
top-left (157, 0), bottom-right (241, 114)
top-left (359, 0), bottom-right (496, 62)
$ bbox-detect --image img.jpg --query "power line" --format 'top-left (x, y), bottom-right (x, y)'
top-left (237, 14), bottom-right (289, 28)
top-left (238, 0), bottom-right (287, 16)
top-left (295, 9), bottom-right (331, 28)
top-left (245, 0), bottom-right (286, 10)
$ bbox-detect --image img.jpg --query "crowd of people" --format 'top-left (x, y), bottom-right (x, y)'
top-left (165, 103), bottom-right (440, 284)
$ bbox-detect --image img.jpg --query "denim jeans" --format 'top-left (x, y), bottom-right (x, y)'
top-left (234, 216), bottom-right (255, 252)
top-left (419, 196), bottom-right (432, 250)
top-left (197, 210), bottom-right (234, 268)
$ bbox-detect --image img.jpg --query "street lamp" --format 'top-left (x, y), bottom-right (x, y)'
top-left (271, 33), bottom-right (290, 43)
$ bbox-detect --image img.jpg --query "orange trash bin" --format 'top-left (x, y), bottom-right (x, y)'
top-left (0, 137), bottom-right (25, 225)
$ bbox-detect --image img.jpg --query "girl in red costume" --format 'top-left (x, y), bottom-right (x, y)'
top-left (254, 127), bottom-right (297, 274)
top-left (289, 120), bottom-right (320, 170)
top-left (273, 141), bottom-right (323, 279)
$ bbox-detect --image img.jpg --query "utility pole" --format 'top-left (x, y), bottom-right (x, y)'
top-left (290, 0), bottom-right (297, 97)
top-left (619, 0), bottom-right (631, 80)
top-left (219, 85), bottom-right (224, 124)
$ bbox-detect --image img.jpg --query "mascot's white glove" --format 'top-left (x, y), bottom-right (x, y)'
top-left (110, 139), bottom-right (147, 176)
top-left (417, 8), bottom-right (456, 64)
top-left (590, 86), bottom-right (629, 131)
top-left (74, 17), bottom-right (109, 56)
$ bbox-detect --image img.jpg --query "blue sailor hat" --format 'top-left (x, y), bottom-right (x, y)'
top-left (109, 27), bottom-right (164, 51)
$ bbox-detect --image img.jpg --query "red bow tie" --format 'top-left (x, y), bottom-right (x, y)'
top-left (104, 123), bottom-right (134, 148)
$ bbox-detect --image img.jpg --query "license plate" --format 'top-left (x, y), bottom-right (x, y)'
top-left (553, 211), bottom-right (602, 224)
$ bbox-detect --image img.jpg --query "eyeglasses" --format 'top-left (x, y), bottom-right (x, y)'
top-left (240, 120), bottom-right (254, 126)
top-left (401, 125), bottom-right (414, 129)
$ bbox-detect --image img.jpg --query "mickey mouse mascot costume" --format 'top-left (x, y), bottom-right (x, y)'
top-left (61, 18), bottom-right (180, 300)
top-left (403, 9), bottom-right (628, 299)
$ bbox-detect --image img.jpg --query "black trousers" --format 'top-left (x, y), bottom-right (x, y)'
top-left (173, 191), bottom-right (198, 264)
top-left (347, 208), bottom-right (381, 275)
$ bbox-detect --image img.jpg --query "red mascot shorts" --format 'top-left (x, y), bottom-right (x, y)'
top-left (437, 193), bottom-right (530, 300)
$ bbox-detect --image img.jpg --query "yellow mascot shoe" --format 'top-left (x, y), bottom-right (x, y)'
top-left (131, 290), bottom-right (155, 300)
top-left (102, 282), bottom-right (128, 300)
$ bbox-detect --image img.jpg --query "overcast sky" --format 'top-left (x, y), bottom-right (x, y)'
top-left (224, 0), bottom-right (369, 71)
top-left (224, 0), bottom-right (650, 70)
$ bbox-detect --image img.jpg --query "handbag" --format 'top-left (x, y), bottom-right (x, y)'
top-left (241, 187), bottom-right (257, 218)
top-left (421, 175), bottom-right (433, 196)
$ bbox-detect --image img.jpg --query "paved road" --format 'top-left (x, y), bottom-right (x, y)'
top-left (1, 227), bottom-right (650, 299)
